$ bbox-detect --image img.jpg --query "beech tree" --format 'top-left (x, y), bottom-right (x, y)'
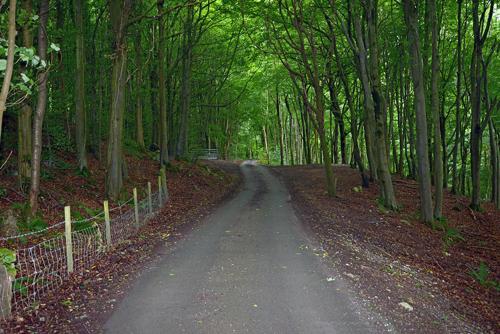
top-left (74, 0), bottom-right (87, 172)
top-left (403, 0), bottom-right (433, 223)
top-left (106, 0), bottom-right (133, 199)
top-left (0, 0), bottom-right (16, 147)
top-left (29, 0), bottom-right (49, 214)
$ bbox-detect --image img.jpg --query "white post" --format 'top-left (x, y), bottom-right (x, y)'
top-left (133, 188), bottom-right (140, 227)
top-left (147, 182), bottom-right (152, 214)
top-left (64, 206), bottom-right (74, 273)
top-left (158, 175), bottom-right (163, 204)
top-left (104, 200), bottom-right (111, 246)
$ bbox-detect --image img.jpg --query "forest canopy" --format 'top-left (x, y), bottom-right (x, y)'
top-left (0, 0), bottom-right (498, 221)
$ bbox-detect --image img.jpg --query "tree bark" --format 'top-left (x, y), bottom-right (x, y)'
top-left (451, 0), bottom-right (463, 194)
top-left (403, 0), bottom-right (434, 223)
top-left (276, 88), bottom-right (284, 165)
top-left (157, 0), bottom-right (169, 165)
top-left (429, 0), bottom-right (442, 218)
top-left (177, 4), bottom-right (194, 158)
top-left (0, 0), bottom-right (17, 147)
top-left (469, 0), bottom-right (493, 210)
top-left (29, 0), bottom-right (49, 214)
top-left (284, 95), bottom-right (295, 165)
top-left (262, 125), bottom-right (270, 164)
top-left (106, 0), bottom-right (132, 199)
top-left (134, 30), bottom-right (145, 149)
top-left (74, 0), bottom-right (88, 172)
top-left (489, 120), bottom-right (499, 209)
top-left (364, 0), bottom-right (397, 209)
top-left (18, 0), bottom-right (32, 187)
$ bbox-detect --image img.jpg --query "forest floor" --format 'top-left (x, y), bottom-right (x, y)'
top-left (0, 153), bottom-right (242, 333)
top-left (272, 165), bottom-right (499, 333)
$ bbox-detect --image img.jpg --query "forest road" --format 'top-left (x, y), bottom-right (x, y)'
top-left (104, 162), bottom-right (380, 334)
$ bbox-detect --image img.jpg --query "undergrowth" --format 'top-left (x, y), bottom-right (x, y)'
top-left (469, 262), bottom-right (500, 291)
top-left (431, 217), bottom-right (465, 250)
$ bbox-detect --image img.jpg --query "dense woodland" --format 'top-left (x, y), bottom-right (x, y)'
top-left (0, 0), bottom-right (498, 223)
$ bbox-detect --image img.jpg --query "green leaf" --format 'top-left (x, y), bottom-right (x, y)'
top-left (50, 43), bottom-right (60, 52)
top-left (17, 83), bottom-right (32, 95)
top-left (31, 55), bottom-right (40, 66)
top-left (21, 72), bottom-right (30, 83)
top-left (0, 248), bottom-right (17, 277)
top-left (0, 59), bottom-right (6, 71)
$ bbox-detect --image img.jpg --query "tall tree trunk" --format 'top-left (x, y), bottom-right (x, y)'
top-left (150, 41), bottom-right (158, 148)
top-left (262, 125), bottom-right (270, 164)
top-left (326, 68), bottom-right (346, 166)
top-left (489, 120), bottom-right (499, 209)
top-left (397, 73), bottom-right (405, 175)
top-left (451, 0), bottom-right (463, 194)
top-left (429, 0), bottom-right (442, 218)
top-left (177, 4), bottom-right (194, 158)
top-left (157, 0), bottom-right (169, 165)
top-left (365, 0), bottom-right (397, 209)
top-left (134, 30), bottom-right (145, 149)
top-left (403, 0), bottom-right (434, 223)
top-left (74, 0), bottom-right (88, 171)
top-left (29, 0), bottom-right (49, 214)
top-left (276, 88), bottom-right (284, 165)
top-left (352, 18), bottom-right (378, 182)
top-left (0, 0), bottom-right (17, 147)
top-left (18, 0), bottom-right (32, 188)
top-left (106, 0), bottom-right (132, 199)
top-left (284, 95), bottom-right (295, 165)
top-left (332, 27), bottom-right (369, 186)
top-left (469, 0), bottom-right (493, 210)
top-left (319, 125), bottom-right (336, 196)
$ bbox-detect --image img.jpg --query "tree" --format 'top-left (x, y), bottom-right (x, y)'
top-left (339, 1), bottom-right (397, 208)
top-left (269, 0), bottom-right (337, 196)
top-left (134, 29), bottom-right (145, 149)
top-left (157, 0), bottom-right (169, 165)
top-left (429, 0), bottom-right (442, 218)
top-left (74, 0), bottom-right (88, 172)
top-left (362, 0), bottom-right (397, 209)
top-left (0, 0), bottom-right (17, 147)
top-left (403, 0), bottom-right (433, 223)
top-left (106, 0), bottom-right (133, 199)
top-left (29, 0), bottom-right (49, 214)
top-left (18, 0), bottom-right (33, 187)
top-left (469, 0), bottom-right (494, 210)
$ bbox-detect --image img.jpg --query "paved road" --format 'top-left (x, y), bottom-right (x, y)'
top-left (104, 162), bottom-right (378, 334)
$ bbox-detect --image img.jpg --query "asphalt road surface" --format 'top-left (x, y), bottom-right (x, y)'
top-left (104, 162), bottom-right (380, 334)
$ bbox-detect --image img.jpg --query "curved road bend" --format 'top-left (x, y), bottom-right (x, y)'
top-left (104, 162), bottom-right (380, 334)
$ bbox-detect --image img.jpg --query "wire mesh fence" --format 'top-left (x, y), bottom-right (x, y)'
top-left (4, 183), bottom-right (169, 313)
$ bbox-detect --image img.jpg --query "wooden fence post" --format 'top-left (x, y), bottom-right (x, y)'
top-left (147, 182), bottom-right (152, 214)
top-left (104, 200), bottom-right (111, 246)
top-left (64, 206), bottom-right (74, 273)
top-left (158, 175), bottom-right (163, 204)
top-left (160, 167), bottom-right (168, 200)
top-left (0, 265), bottom-right (12, 320)
top-left (133, 188), bottom-right (140, 228)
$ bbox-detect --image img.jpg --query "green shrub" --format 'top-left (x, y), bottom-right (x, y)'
top-left (18, 216), bottom-right (48, 233)
top-left (469, 262), bottom-right (500, 291)
top-left (11, 202), bottom-right (49, 234)
top-left (0, 248), bottom-right (17, 278)
top-left (432, 217), bottom-right (465, 250)
top-left (0, 187), bottom-right (6, 198)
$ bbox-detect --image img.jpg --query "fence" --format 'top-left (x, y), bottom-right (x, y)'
top-left (0, 171), bottom-right (169, 317)
top-left (190, 148), bottom-right (219, 160)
